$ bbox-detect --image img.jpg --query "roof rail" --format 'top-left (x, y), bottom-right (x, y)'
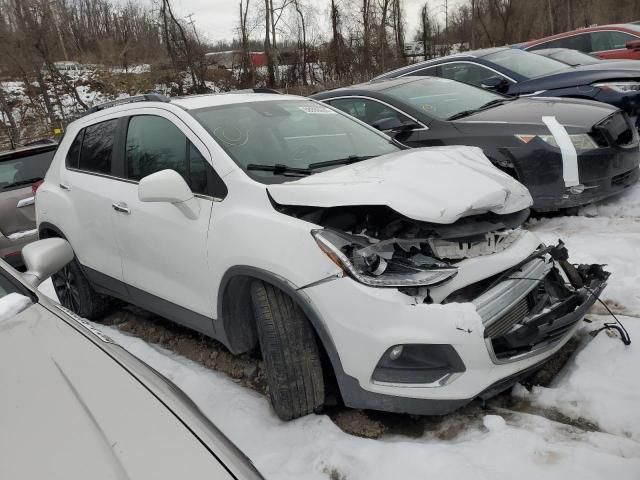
top-left (251, 88), bottom-right (282, 94)
top-left (82, 93), bottom-right (170, 117)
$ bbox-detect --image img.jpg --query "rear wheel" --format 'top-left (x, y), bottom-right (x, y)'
top-left (52, 258), bottom-right (113, 320)
top-left (250, 280), bottom-right (325, 420)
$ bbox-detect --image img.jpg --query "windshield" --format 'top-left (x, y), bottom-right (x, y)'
top-left (540, 49), bottom-right (599, 66)
top-left (191, 99), bottom-right (399, 184)
top-left (483, 49), bottom-right (569, 79)
top-left (384, 77), bottom-right (506, 120)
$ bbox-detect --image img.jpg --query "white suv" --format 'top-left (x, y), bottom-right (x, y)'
top-left (36, 92), bottom-right (608, 420)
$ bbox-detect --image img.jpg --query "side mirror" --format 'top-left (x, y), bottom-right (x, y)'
top-left (22, 238), bottom-right (74, 288)
top-left (138, 169), bottom-right (193, 204)
top-left (626, 40), bottom-right (640, 51)
top-left (371, 117), bottom-right (417, 133)
top-left (138, 169), bottom-right (200, 219)
top-left (481, 76), bottom-right (509, 93)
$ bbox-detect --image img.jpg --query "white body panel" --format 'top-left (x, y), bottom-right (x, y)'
top-left (269, 146), bottom-right (532, 223)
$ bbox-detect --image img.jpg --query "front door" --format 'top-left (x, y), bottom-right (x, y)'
top-left (111, 112), bottom-right (218, 333)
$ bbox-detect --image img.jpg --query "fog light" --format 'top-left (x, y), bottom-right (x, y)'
top-left (389, 345), bottom-right (404, 360)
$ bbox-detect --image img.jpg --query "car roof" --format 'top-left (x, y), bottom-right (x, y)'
top-left (524, 23), bottom-right (640, 46)
top-left (374, 47), bottom-right (510, 79)
top-left (170, 92), bottom-right (303, 110)
top-left (317, 76), bottom-right (443, 96)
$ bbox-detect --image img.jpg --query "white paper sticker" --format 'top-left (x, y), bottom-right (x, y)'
top-left (541, 116), bottom-right (580, 187)
top-left (299, 105), bottom-right (336, 115)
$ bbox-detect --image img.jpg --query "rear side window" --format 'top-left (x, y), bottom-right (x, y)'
top-left (78, 119), bottom-right (117, 174)
top-left (125, 115), bottom-right (226, 197)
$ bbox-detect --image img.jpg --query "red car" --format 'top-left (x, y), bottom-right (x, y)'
top-left (520, 24), bottom-right (640, 60)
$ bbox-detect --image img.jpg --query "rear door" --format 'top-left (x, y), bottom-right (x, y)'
top-left (0, 147), bottom-right (55, 238)
top-left (60, 118), bottom-right (124, 286)
top-left (110, 111), bottom-right (223, 333)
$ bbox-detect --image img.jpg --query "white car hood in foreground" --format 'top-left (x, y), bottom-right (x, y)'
top-left (0, 300), bottom-right (232, 480)
top-left (268, 146), bottom-right (532, 224)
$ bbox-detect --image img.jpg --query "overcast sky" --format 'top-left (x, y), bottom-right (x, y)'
top-left (168, 0), bottom-right (459, 46)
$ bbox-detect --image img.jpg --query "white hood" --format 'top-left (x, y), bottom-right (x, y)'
top-left (268, 146), bottom-right (532, 224)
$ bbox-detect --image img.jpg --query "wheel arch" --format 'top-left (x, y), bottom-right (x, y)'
top-left (38, 222), bottom-right (68, 240)
top-left (216, 266), bottom-right (345, 387)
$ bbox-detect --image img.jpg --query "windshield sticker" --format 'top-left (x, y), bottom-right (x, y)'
top-left (299, 105), bottom-right (337, 115)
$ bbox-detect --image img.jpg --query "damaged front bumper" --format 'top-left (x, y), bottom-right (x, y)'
top-left (302, 237), bottom-right (608, 416)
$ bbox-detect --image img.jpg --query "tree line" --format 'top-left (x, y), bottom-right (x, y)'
top-left (1, 0), bottom-right (638, 148)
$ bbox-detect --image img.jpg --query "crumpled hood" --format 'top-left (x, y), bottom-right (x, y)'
top-left (268, 146), bottom-right (532, 224)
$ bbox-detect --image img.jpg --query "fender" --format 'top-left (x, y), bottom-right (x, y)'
top-left (216, 265), bottom-right (349, 388)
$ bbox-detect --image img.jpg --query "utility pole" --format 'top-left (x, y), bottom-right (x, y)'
top-left (185, 13), bottom-right (201, 44)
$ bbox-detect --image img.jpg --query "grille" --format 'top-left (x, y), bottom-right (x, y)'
top-left (484, 296), bottom-right (530, 338)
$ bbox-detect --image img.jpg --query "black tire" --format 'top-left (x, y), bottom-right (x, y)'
top-left (51, 257), bottom-right (113, 320)
top-left (250, 280), bottom-right (325, 420)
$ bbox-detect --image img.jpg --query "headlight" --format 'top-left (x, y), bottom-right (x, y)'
top-left (515, 133), bottom-right (598, 151)
top-left (312, 229), bottom-right (458, 287)
top-left (593, 81), bottom-right (640, 93)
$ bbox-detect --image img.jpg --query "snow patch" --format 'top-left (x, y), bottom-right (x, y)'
top-left (513, 315), bottom-right (640, 441)
top-left (0, 293), bottom-right (32, 322)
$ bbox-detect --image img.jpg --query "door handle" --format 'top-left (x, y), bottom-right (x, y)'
top-left (59, 183), bottom-right (71, 191)
top-left (17, 196), bottom-right (35, 208)
top-left (111, 202), bottom-right (131, 214)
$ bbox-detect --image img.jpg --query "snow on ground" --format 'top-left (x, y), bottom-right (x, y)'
top-left (527, 183), bottom-right (640, 316)
top-left (92, 324), bottom-right (640, 480)
top-left (514, 315), bottom-right (640, 442)
top-left (37, 183), bottom-right (640, 479)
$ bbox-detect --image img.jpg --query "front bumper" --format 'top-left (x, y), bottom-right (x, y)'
top-left (304, 240), bottom-right (608, 416)
top-left (0, 228), bottom-right (38, 268)
top-left (515, 145), bottom-right (639, 211)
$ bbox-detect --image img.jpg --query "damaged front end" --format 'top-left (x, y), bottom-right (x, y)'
top-left (451, 242), bottom-right (609, 363)
top-left (277, 203), bottom-right (530, 297)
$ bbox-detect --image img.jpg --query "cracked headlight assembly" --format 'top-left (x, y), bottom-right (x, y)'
top-left (312, 229), bottom-right (458, 287)
top-left (515, 133), bottom-right (598, 151)
top-left (593, 81), bottom-right (640, 93)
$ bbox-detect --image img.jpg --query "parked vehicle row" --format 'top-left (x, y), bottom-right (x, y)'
top-left (374, 47), bottom-right (640, 128)
top-left (515, 23), bottom-right (640, 60)
top-left (32, 92), bottom-right (611, 423)
top-left (311, 76), bottom-right (639, 210)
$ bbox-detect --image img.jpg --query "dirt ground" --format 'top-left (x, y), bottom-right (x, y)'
top-left (101, 304), bottom-right (590, 439)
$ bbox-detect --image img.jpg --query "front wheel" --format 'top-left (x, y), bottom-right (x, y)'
top-left (250, 280), bottom-right (325, 420)
top-left (52, 258), bottom-right (113, 319)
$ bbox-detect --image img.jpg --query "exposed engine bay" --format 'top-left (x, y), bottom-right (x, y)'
top-left (275, 201), bottom-right (530, 293)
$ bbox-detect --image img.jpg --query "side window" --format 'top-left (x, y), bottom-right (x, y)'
top-left (439, 63), bottom-right (500, 87)
top-left (126, 115), bottom-right (225, 197)
top-left (328, 98), bottom-right (367, 122)
top-left (530, 34), bottom-right (590, 52)
top-left (413, 65), bottom-right (439, 77)
top-left (78, 119), bottom-right (117, 174)
top-left (66, 130), bottom-right (83, 169)
top-left (590, 32), bottom-right (612, 52)
top-left (609, 31), bottom-right (638, 50)
top-left (329, 98), bottom-right (414, 131)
